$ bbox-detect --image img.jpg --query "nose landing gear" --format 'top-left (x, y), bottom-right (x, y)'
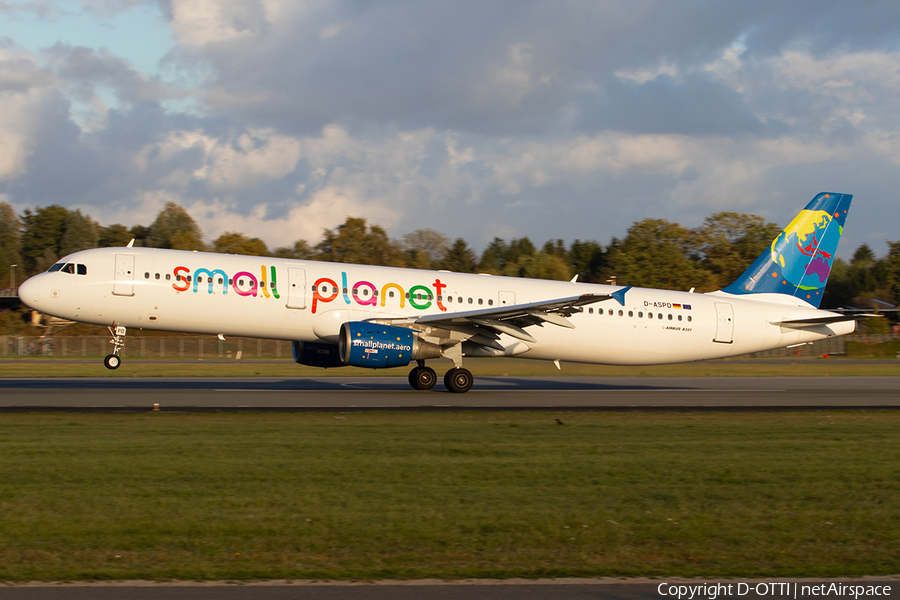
top-left (104, 324), bottom-right (126, 370)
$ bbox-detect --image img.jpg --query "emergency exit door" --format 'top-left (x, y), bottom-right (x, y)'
top-left (113, 254), bottom-right (135, 297)
top-left (714, 302), bottom-right (734, 343)
top-left (286, 268), bottom-right (307, 309)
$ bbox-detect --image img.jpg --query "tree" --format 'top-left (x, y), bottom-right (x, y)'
top-left (213, 231), bottom-right (269, 256)
top-left (696, 212), bottom-right (781, 290)
top-left (315, 217), bottom-right (402, 266)
top-left (606, 218), bottom-right (711, 291)
top-left (146, 203), bottom-right (205, 251)
top-left (441, 238), bottom-right (478, 273)
top-left (129, 225), bottom-right (150, 247)
top-left (98, 224), bottom-right (133, 248)
top-left (886, 241), bottom-right (900, 308)
top-left (20, 205), bottom-right (69, 273)
top-left (0, 202), bottom-right (21, 286)
top-left (504, 252), bottom-right (571, 281)
top-left (568, 239), bottom-right (605, 283)
top-left (59, 210), bottom-right (99, 256)
top-left (272, 240), bottom-right (315, 260)
top-left (478, 238), bottom-right (508, 274)
top-left (541, 239), bottom-right (567, 259)
top-left (403, 229), bottom-right (449, 270)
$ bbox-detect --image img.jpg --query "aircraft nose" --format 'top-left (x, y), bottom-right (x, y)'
top-left (17, 276), bottom-right (42, 310)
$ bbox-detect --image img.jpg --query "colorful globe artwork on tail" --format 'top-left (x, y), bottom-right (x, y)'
top-left (722, 192), bottom-right (852, 308)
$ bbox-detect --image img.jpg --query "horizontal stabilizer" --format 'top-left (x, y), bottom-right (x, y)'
top-left (771, 313), bottom-right (878, 327)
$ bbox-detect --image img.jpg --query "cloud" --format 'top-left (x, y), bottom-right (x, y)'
top-left (3, 0), bottom-right (900, 259)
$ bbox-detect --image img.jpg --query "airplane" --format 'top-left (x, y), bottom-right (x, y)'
top-left (17, 192), bottom-right (866, 393)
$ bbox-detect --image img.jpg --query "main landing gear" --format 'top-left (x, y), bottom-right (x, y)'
top-left (104, 324), bottom-right (126, 370)
top-left (407, 361), bottom-right (473, 393)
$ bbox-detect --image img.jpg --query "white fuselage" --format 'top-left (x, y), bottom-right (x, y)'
top-left (18, 247), bottom-right (855, 366)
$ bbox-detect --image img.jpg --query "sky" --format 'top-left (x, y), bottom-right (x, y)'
top-left (1, 0), bottom-right (899, 258)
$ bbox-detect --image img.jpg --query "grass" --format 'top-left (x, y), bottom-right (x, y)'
top-left (0, 411), bottom-right (898, 580)
top-left (0, 357), bottom-right (898, 378)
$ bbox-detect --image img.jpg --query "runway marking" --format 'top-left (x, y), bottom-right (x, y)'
top-left (213, 388), bottom-right (790, 393)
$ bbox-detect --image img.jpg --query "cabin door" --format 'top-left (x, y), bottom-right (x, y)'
top-left (286, 268), bottom-right (307, 309)
top-left (113, 254), bottom-right (135, 297)
top-left (714, 302), bottom-right (734, 343)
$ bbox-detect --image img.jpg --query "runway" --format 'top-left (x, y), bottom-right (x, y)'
top-left (0, 376), bottom-right (898, 411)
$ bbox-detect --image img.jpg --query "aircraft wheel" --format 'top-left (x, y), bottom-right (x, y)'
top-left (103, 354), bottom-right (121, 370)
top-left (444, 367), bottom-right (473, 393)
top-left (409, 366), bottom-right (437, 390)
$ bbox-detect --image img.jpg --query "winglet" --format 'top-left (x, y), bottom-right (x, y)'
top-left (610, 286), bottom-right (632, 306)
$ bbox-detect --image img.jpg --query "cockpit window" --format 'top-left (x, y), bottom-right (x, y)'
top-left (62, 264), bottom-right (75, 274)
top-left (48, 263), bottom-right (64, 272)
top-left (77, 264), bottom-right (87, 275)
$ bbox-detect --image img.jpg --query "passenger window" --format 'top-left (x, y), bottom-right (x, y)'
top-left (458, 297), bottom-right (462, 303)
top-left (488, 299), bottom-right (493, 306)
top-left (238, 279), bottom-right (244, 286)
top-left (389, 291), bottom-right (395, 298)
top-left (333, 286), bottom-right (338, 294)
top-left (352, 288), bottom-right (358, 295)
top-left (343, 288), bottom-right (348, 294)
top-left (166, 274), bottom-right (170, 281)
top-left (688, 316), bottom-right (692, 322)
top-left (478, 298), bottom-right (483, 305)
top-left (271, 282), bottom-right (275, 288)
top-left (608, 309), bottom-right (613, 315)
top-left (363, 289), bottom-right (369, 296)
top-left (668, 314), bottom-right (673, 320)
top-left (628, 310), bottom-right (633, 317)
top-left (658, 313), bottom-right (662, 319)
top-left (187, 276), bottom-right (192, 282)
top-left (78, 264), bottom-right (87, 275)
top-left (678, 315), bottom-right (682, 321)
top-left (618, 310), bottom-right (623, 316)
top-left (638, 311), bottom-right (643, 318)
top-left (446, 296), bottom-right (452, 302)
top-left (198, 276), bottom-right (204, 283)
top-left (468, 298), bottom-right (473, 304)
top-left (154, 272), bottom-right (160, 280)
top-left (373, 290), bottom-right (378, 297)
top-left (437, 295), bottom-right (443, 301)
top-left (48, 263), bottom-right (64, 272)
top-left (648, 313), bottom-right (653, 319)
top-left (143, 272), bottom-right (149, 279)
top-left (588, 308), bottom-right (593, 314)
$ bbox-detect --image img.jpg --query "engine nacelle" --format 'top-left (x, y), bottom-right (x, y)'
top-left (292, 341), bottom-right (345, 368)
top-left (339, 322), bottom-right (441, 368)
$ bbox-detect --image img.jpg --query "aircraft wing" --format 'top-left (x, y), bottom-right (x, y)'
top-left (401, 291), bottom-right (619, 347)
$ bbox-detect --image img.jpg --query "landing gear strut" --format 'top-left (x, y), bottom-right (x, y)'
top-left (408, 362), bottom-right (437, 390)
top-left (104, 324), bottom-right (126, 370)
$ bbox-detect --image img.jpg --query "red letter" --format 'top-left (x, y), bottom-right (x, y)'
top-left (172, 266), bottom-right (189, 292)
top-left (433, 278), bottom-right (447, 311)
top-left (311, 277), bottom-right (339, 313)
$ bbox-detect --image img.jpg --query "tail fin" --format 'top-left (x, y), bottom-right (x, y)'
top-left (721, 192), bottom-right (852, 308)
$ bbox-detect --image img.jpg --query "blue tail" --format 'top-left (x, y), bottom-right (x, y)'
top-left (721, 192), bottom-right (852, 308)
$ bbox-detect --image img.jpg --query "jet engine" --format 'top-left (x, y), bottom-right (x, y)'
top-left (339, 322), bottom-right (441, 368)
top-left (292, 341), bottom-right (345, 368)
